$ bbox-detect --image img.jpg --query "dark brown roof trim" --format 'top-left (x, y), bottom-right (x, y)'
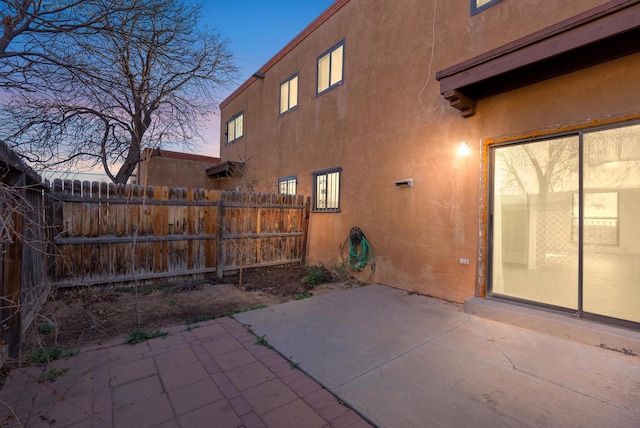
top-left (436, 0), bottom-right (640, 117)
top-left (205, 161), bottom-right (244, 179)
top-left (220, 0), bottom-right (351, 110)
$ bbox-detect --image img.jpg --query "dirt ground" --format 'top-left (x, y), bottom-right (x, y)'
top-left (22, 265), bottom-right (357, 359)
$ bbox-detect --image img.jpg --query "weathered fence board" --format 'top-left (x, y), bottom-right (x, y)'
top-left (217, 191), bottom-right (307, 273)
top-left (1, 142), bottom-right (51, 363)
top-left (50, 180), bottom-right (310, 287)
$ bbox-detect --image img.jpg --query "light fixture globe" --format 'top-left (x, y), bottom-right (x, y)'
top-left (457, 141), bottom-right (471, 156)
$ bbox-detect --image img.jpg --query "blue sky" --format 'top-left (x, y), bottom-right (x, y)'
top-left (198, 1), bottom-right (336, 156)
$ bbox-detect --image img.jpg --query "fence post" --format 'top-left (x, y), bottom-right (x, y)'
top-left (216, 200), bottom-right (224, 278)
top-left (301, 196), bottom-right (311, 266)
top-left (2, 172), bottom-right (25, 360)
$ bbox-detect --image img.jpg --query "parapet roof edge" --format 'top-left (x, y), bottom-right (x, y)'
top-left (219, 0), bottom-right (351, 110)
top-left (143, 148), bottom-right (219, 163)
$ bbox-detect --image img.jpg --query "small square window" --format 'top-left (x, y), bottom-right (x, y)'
top-left (317, 41), bottom-right (344, 95)
top-left (280, 74), bottom-right (298, 114)
top-left (278, 176), bottom-right (297, 195)
top-left (471, 0), bottom-right (502, 15)
top-left (312, 167), bottom-right (341, 212)
top-left (226, 112), bottom-right (243, 144)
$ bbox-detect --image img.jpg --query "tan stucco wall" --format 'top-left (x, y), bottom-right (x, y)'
top-left (137, 156), bottom-right (219, 189)
top-left (219, 0), bottom-right (638, 303)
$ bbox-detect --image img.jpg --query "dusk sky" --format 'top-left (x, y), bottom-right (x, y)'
top-left (198, 1), bottom-right (336, 157)
top-left (40, 1), bottom-right (336, 180)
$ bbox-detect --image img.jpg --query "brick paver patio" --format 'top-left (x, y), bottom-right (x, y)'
top-left (0, 317), bottom-right (371, 427)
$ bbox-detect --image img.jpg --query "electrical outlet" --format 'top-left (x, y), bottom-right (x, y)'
top-left (459, 258), bottom-right (470, 265)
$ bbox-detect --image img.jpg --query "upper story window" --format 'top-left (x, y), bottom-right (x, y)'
top-left (317, 41), bottom-right (344, 95)
top-left (226, 112), bottom-right (244, 144)
top-left (280, 74), bottom-right (299, 115)
top-left (313, 167), bottom-right (341, 212)
top-left (471, 0), bottom-right (502, 15)
top-left (278, 176), bottom-right (297, 195)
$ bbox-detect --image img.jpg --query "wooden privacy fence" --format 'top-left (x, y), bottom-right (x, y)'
top-left (51, 180), bottom-right (310, 287)
top-left (1, 142), bottom-right (51, 360)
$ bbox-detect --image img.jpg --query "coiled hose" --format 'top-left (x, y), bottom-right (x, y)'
top-left (341, 226), bottom-right (375, 283)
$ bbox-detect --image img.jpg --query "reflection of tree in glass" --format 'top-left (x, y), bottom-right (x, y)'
top-left (497, 124), bottom-right (640, 197)
top-left (494, 124), bottom-right (640, 266)
top-left (496, 137), bottom-right (578, 197)
top-left (584, 125), bottom-right (640, 189)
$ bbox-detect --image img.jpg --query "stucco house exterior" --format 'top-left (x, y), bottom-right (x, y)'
top-left (136, 148), bottom-right (220, 189)
top-left (215, 0), bottom-right (640, 327)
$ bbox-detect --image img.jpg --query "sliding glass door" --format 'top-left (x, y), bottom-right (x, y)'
top-left (490, 123), bottom-right (640, 324)
top-left (582, 125), bottom-right (640, 322)
top-left (491, 137), bottom-right (580, 309)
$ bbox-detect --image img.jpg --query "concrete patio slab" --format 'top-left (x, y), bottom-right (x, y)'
top-left (235, 284), bottom-right (640, 428)
top-left (236, 285), bottom-right (469, 389)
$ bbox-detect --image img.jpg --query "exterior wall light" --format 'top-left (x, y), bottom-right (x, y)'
top-left (457, 141), bottom-right (471, 156)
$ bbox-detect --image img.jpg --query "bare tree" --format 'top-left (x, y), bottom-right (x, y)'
top-left (1, 0), bottom-right (114, 56)
top-left (1, 0), bottom-right (238, 183)
top-left (0, 1), bottom-right (142, 89)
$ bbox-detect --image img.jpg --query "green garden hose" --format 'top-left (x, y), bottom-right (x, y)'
top-left (341, 226), bottom-right (375, 283)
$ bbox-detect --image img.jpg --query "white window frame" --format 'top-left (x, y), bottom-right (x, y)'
top-left (226, 112), bottom-right (244, 144)
top-left (312, 167), bottom-right (341, 212)
top-left (280, 74), bottom-right (299, 115)
top-left (317, 41), bottom-right (344, 95)
top-left (278, 176), bottom-right (297, 195)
